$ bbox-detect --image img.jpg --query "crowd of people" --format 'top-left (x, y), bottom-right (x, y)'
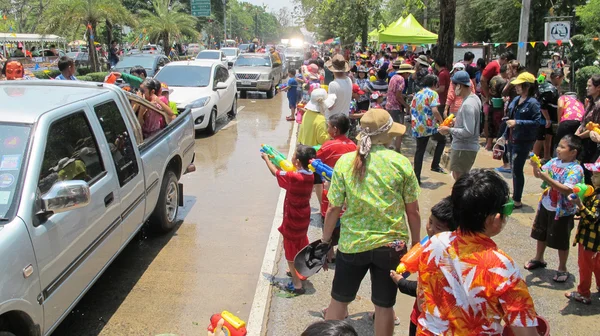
top-left (262, 43), bottom-right (600, 336)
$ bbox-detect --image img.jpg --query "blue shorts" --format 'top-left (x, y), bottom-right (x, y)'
top-left (288, 94), bottom-right (297, 108)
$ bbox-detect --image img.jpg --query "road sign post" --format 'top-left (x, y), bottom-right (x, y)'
top-left (191, 0), bottom-right (211, 17)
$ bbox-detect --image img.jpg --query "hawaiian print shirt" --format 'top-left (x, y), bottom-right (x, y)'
top-left (414, 230), bottom-right (538, 335)
top-left (559, 95), bottom-right (585, 122)
top-left (540, 158), bottom-right (583, 219)
top-left (410, 88), bottom-right (440, 138)
top-left (328, 145), bottom-right (420, 253)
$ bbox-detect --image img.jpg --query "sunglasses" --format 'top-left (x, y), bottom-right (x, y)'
top-left (502, 198), bottom-right (515, 217)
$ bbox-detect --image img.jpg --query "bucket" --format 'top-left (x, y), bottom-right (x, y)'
top-left (492, 143), bottom-right (505, 160)
top-left (502, 316), bottom-right (549, 336)
top-left (492, 97), bottom-right (504, 109)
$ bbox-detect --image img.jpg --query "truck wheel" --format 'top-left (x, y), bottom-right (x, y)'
top-left (239, 91), bottom-right (247, 99)
top-left (266, 83), bottom-right (275, 99)
top-left (149, 170), bottom-right (179, 233)
top-left (206, 107), bottom-right (217, 135)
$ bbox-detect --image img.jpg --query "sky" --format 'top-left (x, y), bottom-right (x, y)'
top-left (242, 0), bottom-right (294, 13)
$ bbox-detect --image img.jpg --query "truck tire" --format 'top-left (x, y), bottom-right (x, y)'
top-left (149, 170), bottom-right (179, 233)
top-left (266, 83), bottom-right (275, 99)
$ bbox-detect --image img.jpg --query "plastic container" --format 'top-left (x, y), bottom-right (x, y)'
top-left (105, 73), bottom-right (117, 84)
top-left (491, 97), bottom-right (504, 108)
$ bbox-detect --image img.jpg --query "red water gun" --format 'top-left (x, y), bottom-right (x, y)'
top-left (208, 311), bottom-right (247, 336)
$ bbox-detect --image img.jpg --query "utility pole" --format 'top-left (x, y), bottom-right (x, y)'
top-left (517, 0), bottom-right (531, 65)
top-left (223, 0), bottom-right (228, 44)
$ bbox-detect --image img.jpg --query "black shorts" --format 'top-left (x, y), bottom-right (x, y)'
top-left (530, 207), bottom-right (574, 250)
top-left (331, 246), bottom-right (405, 308)
top-left (313, 173), bottom-right (323, 185)
top-left (388, 109), bottom-right (404, 124)
top-left (555, 120), bottom-right (581, 144)
top-left (536, 124), bottom-right (555, 140)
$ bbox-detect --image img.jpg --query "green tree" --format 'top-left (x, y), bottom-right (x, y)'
top-left (138, 0), bottom-right (199, 56)
top-left (42, 0), bottom-right (133, 71)
top-left (577, 0), bottom-right (600, 35)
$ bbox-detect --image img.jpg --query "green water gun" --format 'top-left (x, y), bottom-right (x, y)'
top-left (260, 144), bottom-right (296, 172)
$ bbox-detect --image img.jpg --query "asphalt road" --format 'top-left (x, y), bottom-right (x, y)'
top-left (51, 91), bottom-right (294, 335)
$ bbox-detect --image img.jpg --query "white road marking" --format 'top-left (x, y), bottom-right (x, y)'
top-left (220, 106), bottom-right (245, 131)
top-left (237, 105), bottom-right (246, 114)
top-left (246, 120), bottom-right (298, 336)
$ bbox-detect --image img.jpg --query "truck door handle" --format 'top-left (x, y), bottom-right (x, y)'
top-left (104, 193), bottom-right (114, 207)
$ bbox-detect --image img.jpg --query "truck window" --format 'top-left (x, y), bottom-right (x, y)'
top-left (38, 112), bottom-right (105, 194)
top-left (94, 101), bottom-right (139, 187)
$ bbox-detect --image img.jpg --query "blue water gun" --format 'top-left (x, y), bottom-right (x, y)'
top-left (308, 159), bottom-right (333, 181)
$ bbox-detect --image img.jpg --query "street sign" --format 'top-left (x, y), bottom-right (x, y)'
top-left (191, 0), bottom-right (211, 17)
top-left (544, 21), bottom-right (571, 43)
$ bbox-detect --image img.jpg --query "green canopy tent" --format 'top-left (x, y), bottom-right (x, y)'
top-left (368, 21), bottom-right (395, 42)
top-left (378, 14), bottom-right (438, 44)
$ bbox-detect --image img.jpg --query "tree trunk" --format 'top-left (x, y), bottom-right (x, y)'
top-left (423, 0), bottom-right (429, 29)
top-left (437, 0), bottom-right (456, 69)
top-left (106, 19), bottom-right (113, 44)
top-left (163, 32), bottom-right (170, 56)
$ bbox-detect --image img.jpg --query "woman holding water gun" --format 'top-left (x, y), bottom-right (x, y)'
top-left (576, 75), bottom-right (600, 184)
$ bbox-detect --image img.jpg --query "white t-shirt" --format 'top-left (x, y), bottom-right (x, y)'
top-left (326, 77), bottom-right (353, 119)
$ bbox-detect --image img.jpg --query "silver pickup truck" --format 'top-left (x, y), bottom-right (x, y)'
top-left (0, 81), bottom-right (195, 336)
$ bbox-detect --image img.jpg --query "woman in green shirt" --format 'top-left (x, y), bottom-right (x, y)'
top-left (321, 108), bottom-right (422, 336)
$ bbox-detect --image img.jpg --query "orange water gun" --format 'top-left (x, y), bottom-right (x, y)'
top-left (440, 114), bottom-right (455, 127)
top-left (396, 236), bottom-right (429, 274)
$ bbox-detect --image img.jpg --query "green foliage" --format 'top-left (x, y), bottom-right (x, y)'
top-left (576, 66), bottom-right (600, 100)
top-left (138, 0), bottom-right (198, 54)
top-left (77, 67), bottom-right (94, 76)
top-left (33, 70), bottom-right (61, 79)
top-left (569, 35), bottom-right (600, 68)
top-left (87, 72), bottom-right (110, 82)
top-left (77, 75), bottom-right (94, 82)
top-left (577, 0), bottom-right (600, 35)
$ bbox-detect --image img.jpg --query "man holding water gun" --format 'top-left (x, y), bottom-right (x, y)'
top-left (315, 114), bottom-right (357, 262)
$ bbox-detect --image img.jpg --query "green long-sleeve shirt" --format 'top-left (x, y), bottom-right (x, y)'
top-left (120, 73), bottom-right (144, 89)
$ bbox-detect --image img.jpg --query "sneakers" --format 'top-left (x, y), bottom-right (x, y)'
top-left (284, 282), bottom-right (306, 295)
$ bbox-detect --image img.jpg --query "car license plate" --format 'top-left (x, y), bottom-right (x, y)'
top-left (242, 81), bottom-right (252, 86)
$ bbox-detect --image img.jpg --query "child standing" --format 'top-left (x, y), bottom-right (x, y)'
top-left (261, 145), bottom-right (317, 295)
top-left (284, 69), bottom-right (299, 121)
top-left (389, 196), bottom-right (456, 336)
top-left (565, 159), bottom-right (600, 304)
top-left (526, 134), bottom-right (584, 283)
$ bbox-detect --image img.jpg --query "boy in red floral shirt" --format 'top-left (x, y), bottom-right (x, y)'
top-left (262, 145), bottom-right (316, 295)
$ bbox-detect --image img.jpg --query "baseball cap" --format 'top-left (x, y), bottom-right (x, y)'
top-left (451, 70), bottom-right (471, 87)
top-left (352, 84), bottom-right (365, 95)
top-left (511, 72), bottom-right (536, 85)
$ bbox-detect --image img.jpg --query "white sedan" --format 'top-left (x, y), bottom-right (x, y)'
top-left (196, 50), bottom-right (228, 67)
top-left (154, 60), bottom-right (237, 134)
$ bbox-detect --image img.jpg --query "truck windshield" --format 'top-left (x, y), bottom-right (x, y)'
top-left (235, 55), bottom-right (271, 67)
top-left (0, 123), bottom-right (31, 221)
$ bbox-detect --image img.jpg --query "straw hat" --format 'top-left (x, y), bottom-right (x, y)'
top-left (396, 63), bottom-right (415, 74)
top-left (356, 109), bottom-right (406, 147)
top-left (416, 55), bottom-right (429, 67)
top-left (325, 54), bottom-right (350, 73)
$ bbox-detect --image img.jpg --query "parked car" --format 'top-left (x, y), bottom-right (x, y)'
top-left (221, 47), bottom-right (240, 67)
top-left (113, 53), bottom-right (170, 78)
top-left (238, 44), bottom-right (250, 53)
top-left (285, 47), bottom-right (304, 70)
top-left (66, 51), bottom-right (90, 67)
top-left (0, 80), bottom-right (195, 336)
top-left (141, 44), bottom-right (163, 54)
top-left (187, 43), bottom-right (204, 56)
top-left (195, 50), bottom-right (228, 67)
top-left (41, 49), bottom-right (66, 57)
top-left (155, 60), bottom-right (237, 134)
top-left (232, 53), bottom-right (283, 99)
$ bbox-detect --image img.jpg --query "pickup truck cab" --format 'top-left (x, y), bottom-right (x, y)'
top-left (0, 81), bottom-right (195, 336)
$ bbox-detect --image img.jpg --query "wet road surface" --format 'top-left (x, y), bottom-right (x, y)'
top-left (52, 92), bottom-right (293, 335)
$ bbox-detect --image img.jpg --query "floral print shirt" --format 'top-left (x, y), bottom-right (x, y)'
top-left (410, 88), bottom-right (440, 138)
top-left (327, 145), bottom-right (420, 253)
top-left (559, 95), bottom-right (584, 122)
top-left (540, 158), bottom-right (583, 219)
top-left (413, 230), bottom-right (538, 335)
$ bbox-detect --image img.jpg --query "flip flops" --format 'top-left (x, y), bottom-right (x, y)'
top-left (524, 259), bottom-right (547, 270)
top-left (368, 312), bottom-right (401, 326)
top-left (553, 271), bottom-right (570, 283)
top-left (565, 291), bottom-right (591, 304)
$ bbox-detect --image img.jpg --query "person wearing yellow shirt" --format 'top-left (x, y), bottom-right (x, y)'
top-left (298, 88), bottom-right (336, 146)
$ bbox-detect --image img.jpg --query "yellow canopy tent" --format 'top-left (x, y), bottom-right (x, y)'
top-left (378, 14), bottom-right (438, 44)
top-left (369, 19), bottom-right (402, 42)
